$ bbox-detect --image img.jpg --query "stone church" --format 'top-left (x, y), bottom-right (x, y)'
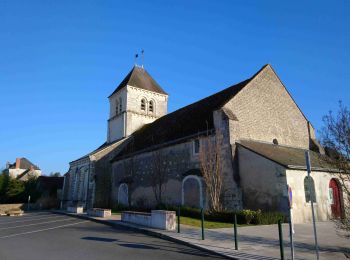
top-left (62, 64), bottom-right (346, 223)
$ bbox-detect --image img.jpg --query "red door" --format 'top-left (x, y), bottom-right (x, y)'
top-left (329, 179), bottom-right (342, 218)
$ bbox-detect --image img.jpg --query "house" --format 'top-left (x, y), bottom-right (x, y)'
top-left (63, 64), bottom-right (347, 223)
top-left (4, 158), bottom-right (41, 181)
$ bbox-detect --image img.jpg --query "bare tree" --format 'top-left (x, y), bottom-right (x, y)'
top-left (320, 102), bottom-right (350, 233)
top-left (150, 150), bottom-right (168, 205)
top-left (199, 131), bottom-right (224, 212)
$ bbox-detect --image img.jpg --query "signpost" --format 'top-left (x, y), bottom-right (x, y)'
top-left (305, 151), bottom-right (320, 260)
top-left (27, 195), bottom-right (31, 211)
top-left (287, 185), bottom-right (295, 260)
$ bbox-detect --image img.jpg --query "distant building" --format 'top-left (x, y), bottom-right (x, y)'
top-left (4, 158), bottom-right (41, 180)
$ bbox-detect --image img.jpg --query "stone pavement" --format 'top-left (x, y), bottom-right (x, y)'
top-left (54, 211), bottom-right (350, 260)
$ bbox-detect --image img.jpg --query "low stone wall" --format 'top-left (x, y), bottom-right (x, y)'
top-left (121, 210), bottom-right (176, 230)
top-left (122, 211), bottom-right (152, 227)
top-left (87, 208), bottom-right (112, 218)
top-left (0, 203), bottom-right (25, 213)
top-left (67, 206), bottom-right (84, 214)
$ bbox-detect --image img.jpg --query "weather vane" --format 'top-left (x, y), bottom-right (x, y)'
top-left (134, 50), bottom-right (144, 68)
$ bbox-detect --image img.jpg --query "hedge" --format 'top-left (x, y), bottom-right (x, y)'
top-left (113, 203), bottom-right (285, 225)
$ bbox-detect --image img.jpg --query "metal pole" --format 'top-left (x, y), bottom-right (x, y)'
top-left (234, 214), bottom-right (238, 250)
top-left (27, 195), bottom-right (31, 211)
top-left (177, 206), bottom-right (180, 233)
top-left (305, 151), bottom-right (320, 260)
top-left (201, 208), bottom-right (205, 240)
top-left (278, 220), bottom-right (285, 260)
top-left (289, 211), bottom-right (295, 260)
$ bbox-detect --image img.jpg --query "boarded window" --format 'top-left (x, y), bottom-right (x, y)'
top-left (304, 176), bottom-right (316, 203)
top-left (193, 139), bottom-right (200, 154)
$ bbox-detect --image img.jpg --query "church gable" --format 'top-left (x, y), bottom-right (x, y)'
top-left (224, 64), bottom-right (310, 149)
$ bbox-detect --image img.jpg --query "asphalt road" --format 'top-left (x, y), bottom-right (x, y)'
top-left (0, 212), bottom-right (222, 260)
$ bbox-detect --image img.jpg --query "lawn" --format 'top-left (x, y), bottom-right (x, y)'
top-left (179, 216), bottom-right (238, 229)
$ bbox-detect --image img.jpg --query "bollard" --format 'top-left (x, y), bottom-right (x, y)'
top-left (278, 220), bottom-right (285, 260)
top-left (234, 214), bottom-right (238, 250)
top-left (177, 206), bottom-right (181, 233)
top-left (201, 208), bottom-right (205, 240)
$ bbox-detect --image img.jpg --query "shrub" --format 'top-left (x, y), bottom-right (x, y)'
top-left (175, 206), bottom-right (285, 225)
top-left (253, 211), bottom-right (285, 225)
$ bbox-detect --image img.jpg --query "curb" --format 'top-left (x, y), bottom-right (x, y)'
top-left (52, 210), bottom-right (235, 259)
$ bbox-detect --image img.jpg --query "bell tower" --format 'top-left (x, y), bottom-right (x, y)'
top-left (107, 66), bottom-right (168, 143)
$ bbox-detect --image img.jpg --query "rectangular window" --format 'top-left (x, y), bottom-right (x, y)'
top-left (193, 139), bottom-right (200, 154)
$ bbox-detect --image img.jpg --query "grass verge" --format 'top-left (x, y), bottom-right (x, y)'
top-left (180, 216), bottom-right (241, 229)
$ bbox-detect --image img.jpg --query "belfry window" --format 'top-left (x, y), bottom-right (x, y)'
top-left (141, 99), bottom-right (146, 111)
top-left (119, 97), bottom-right (122, 113)
top-left (115, 100), bottom-right (119, 115)
top-left (149, 101), bottom-right (154, 113)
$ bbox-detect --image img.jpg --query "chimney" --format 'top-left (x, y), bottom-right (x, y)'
top-left (30, 165), bottom-right (34, 171)
top-left (15, 158), bottom-right (21, 169)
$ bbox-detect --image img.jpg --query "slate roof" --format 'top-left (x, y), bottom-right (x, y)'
top-left (70, 137), bottom-right (125, 164)
top-left (112, 65), bottom-right (269, 161)
top-left (237, 140), bottom-right (336, 171)
top-left (9, 158), bottom-right (40, 170)
top-left (108, 66), bottom-right (167, 97)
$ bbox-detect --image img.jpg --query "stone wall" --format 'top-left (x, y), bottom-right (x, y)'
top-left (225, 65), bottom-right (310, 149)
top-left (111, 140), bottom-right (201, 209)
top-left (286, 169), bottom-right (340, 223)
top-left (237, 145), bottom-right (289, 214)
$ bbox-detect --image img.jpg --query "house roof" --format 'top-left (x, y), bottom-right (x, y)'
top-left (237, 140), bottom-right (335, 171)
top-left (108, 66), bottom-right (167, 97)
top-left (9, 158), bottom-right (40, 170)
top-left (112, 65), bottom-right (269, 161)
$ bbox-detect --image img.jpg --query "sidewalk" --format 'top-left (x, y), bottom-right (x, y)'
top-left (54, 211), bottom-right (349, 260)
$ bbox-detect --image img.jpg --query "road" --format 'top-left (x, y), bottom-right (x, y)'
top-left (0, 212), bottom-right (222, 260)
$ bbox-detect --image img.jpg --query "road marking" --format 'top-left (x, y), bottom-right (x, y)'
top-left (0, 218), bottom-right (77, 230)
top-left (0, 220), bottom-right (89, 239)
top-left (0, 215), bottom-right (64, 225)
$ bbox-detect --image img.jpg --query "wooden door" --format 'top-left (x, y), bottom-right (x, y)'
top-left (329, 179), bottom-right (342, 218)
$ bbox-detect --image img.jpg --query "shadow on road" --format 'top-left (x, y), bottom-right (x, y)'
top-left (82, 236), bottom-right (118, 242)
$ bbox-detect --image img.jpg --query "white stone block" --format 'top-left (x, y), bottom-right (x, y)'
top-left (87, 208), bottom-right (111, 218)
top-left (151, 210), bottom-right (176, 231)
top-left (67, 206), bottom-right (83, 214)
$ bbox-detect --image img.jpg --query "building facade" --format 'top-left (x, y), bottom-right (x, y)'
top-left (63, 64), bottom-right (347, 223)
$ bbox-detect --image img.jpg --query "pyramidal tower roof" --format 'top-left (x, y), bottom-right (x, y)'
top-left (109, 66), bottom-right (168, 97)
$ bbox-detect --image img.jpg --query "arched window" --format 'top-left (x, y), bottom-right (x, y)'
top-left (141, 99), bottom-right (146, 111)
top-left (119, 97), bottom-right (122, 113)
top-left (304, 176), bottom-right (316, 203)
top-left (118, 183), bottom-right (128, 206)
top-left (149, 100), bottom-right (154, 113)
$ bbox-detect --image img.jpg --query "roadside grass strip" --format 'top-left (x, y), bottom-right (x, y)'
top-left (0, 220), bottom-right (89, 239)
top-left (0, 217), bottom-right (78, 230)
top-left (0, 215), bottom-right (65, 225)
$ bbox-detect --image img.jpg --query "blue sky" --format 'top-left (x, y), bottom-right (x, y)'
top-left (1, 1), bottom-right (349, 174)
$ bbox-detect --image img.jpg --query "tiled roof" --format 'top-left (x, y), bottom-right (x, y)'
top-left (108, 66), bottom-right (167, 97)
top-left (237, 140), bottom-right (335, 171)
top-left (112, 65), bottom-right (269, 160)
top-left (9, 158), bottom-right (40, 170)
